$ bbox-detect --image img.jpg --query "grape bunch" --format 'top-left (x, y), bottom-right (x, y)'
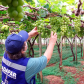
top-left (50, 16), bottom-right (61, 32)
top-left (33, 20), bottom-right (50, 38)
top-left (24, 21), bottom-right (34, 32)
top-left (0, 0), bottom-right (24, 21)
top-left (19, 21), bottom-right (34, 32)
top-left (74, 16), bottom-right (81, 33)
top-left (33, 20), bottom-right (45, 33)
top-left (61, 16), bottom-right (71, 25)
top-left (0, 24), bottom-right (9, 39)
top-left (41, 28), bottom-right (50, 38)
top-left (60, 25), bottom-right (67, 35)
top-left (19, 23), bottom-right (25, 31)
top-left (50, 16), bottom-right (71, 37)
top-left (1, 25), bottom-right (9, 32)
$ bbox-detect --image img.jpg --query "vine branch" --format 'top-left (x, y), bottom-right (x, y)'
top-left (23, 5), bottom-right (48, 11)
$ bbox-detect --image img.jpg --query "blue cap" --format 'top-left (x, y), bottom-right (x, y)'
top-left (5, 30), bottom-right (29, 54)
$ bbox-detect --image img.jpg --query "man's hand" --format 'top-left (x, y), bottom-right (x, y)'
top-left (44, 31), bottom-right (57, 63)
top-left (28, 27), bottom-right (39, 40)
top-left (49, 31), bottom-right (57, 46)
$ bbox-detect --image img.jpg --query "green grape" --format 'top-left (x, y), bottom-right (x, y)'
top-left (0, 0), bottom-right (2, 2)
top-left (33, 23), bottom-right (37, 27)
top-left (1, 25), bottom-right (9, 32)
top-left (8, 8), bottom-right (11, 13)
top-left (1, 0), bottom-right (25, 21)
top-left (12, 10), bottom-right (18, 17)
top-left (18, 0), bottom-right (24, 6)
top-left (0, 36), bottom-right (3, 39)
top-left (18, 12), bottom-right (24, 18)
top-left (12, 0), bottom-right (18, 7)
top-left (1, 26), bottom-right (5, 32)
top-left (41, 32), bottom-right (44, 38)
top-left (19, 23), bottom-right (26, 30)
top-left (74, 16), bottom-right (81, 33)
top-left (5, 25), bottom-right (9, 31)
top-left (60, 31), bottom-right (64, 36)
top-left (2, 1), bottom-right (7, 6)
top-left (17, 6), bottom-right (23, 12)
top-left (11, 7), bottom-right (16, 12)
top-left (7, 2), bottom-right (12, 7)
top-left (15, 32), bottom-right (18, 34)
top-left (14, 17), bottom-right (21, 21)
top-left (6, 0), bottom-right (12, 4)
top-left (9, 13), bottom-right (13, 18)
top-left (50, 16), bottom-right (72, 37)
top-left (33, 19), bottom-right (49, 38)
top-left (18, 18), bottom-right (22, 21)
top-left (60, 25), bottom-right (67, 32)
top-left (0, 22), bottom-right (2, 27)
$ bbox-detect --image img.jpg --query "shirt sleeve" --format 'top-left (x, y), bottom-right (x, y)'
top-left (25, 55), bottom-right (47, 83)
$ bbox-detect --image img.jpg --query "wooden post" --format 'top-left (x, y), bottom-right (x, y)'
top-left (83, 36), bottom-right (84, 58)
top-left (75, 36), bottom-right (77, 62)
top-left (59, 36), bottom-right (62, 70)
top-left (63, 38), bottom-right (65, 47)
top-left (39, 34), bottom-right (43, 82)
top-left (46, 38), bottom-right (48, 48)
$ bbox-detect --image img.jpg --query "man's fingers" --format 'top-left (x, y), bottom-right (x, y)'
top-left (54, 33), bottom-right (56, 36)
top-left (34, 27), bottom-right (37, 30)
top-left (51, 31), bottom-right (57, 37)
top-left (54, 33), bottom-right (57, 37)
top-left (51, 31), bottom-right (53, 36)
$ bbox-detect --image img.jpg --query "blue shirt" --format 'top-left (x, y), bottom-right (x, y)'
top-left (25, 56), bottom-right (47, 83)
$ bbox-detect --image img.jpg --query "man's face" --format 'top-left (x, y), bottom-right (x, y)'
top-left (24, 41), bottom-right (28, 52)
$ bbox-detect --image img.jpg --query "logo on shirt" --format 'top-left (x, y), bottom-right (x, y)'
top-left (1, 79), bottom-right (8, 84)
top-left (2, 66), bottom-right (16, 79)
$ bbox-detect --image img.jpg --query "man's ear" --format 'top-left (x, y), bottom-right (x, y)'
top-left (21, 49), bottom-right (25, 54)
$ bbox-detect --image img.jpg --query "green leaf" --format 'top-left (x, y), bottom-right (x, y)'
top-left (54, 0), bottom-right (60, 4)
top-left (52, 5), bottom-right (60, 12)
top-left (82, 2), bottom-right (84, 9)
top-left (38, 0), bottom-right (46, 4)
top-left (26, 0), bottom-right (32, 2)
top-left (44, 18), bottom-right (49, 22)
top-left (39, 9), bottom-right (47, 18)
top-left (61, 7), bottom-right (67, 14)
top-left (0, 11), bottom-right (7, 15)
top-left (67, 0), bottom-right (75, 4)
top-left (15, 21), bottom-right (20, 25)
top-left (62, 0), bottom-right (68, 2)
top-left (3, 19), bottom-right (9, 23)
top-left (44, 4), bottom-right (49, 9)
top-left (70, 14), bottom-right (75, 18)
top-left (27, 16), bottom-right (32, 20)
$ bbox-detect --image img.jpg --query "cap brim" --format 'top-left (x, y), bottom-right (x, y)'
top-left (18, 30), bottom-right (29, 42)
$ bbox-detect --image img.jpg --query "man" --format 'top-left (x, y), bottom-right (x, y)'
top-left (1, 27), bottom-right (57, 84)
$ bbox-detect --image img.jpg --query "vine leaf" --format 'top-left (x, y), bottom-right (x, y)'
top-left (44, 4), bottom-right (49, 9)
top-left (39, 9), bottom-right (47, 17)
top-left (70, 14), bottom-right (75, 18)
top-left (61, 7), bottom-right (67, 14)
top-left (38, 0), bottom-right (46, 4)
top-left (3, 18), bottom-right (9, 23)
top-left (26, 0), bottom-right (32, 2)
top-left (52, 5), bottom-right (60, 12)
